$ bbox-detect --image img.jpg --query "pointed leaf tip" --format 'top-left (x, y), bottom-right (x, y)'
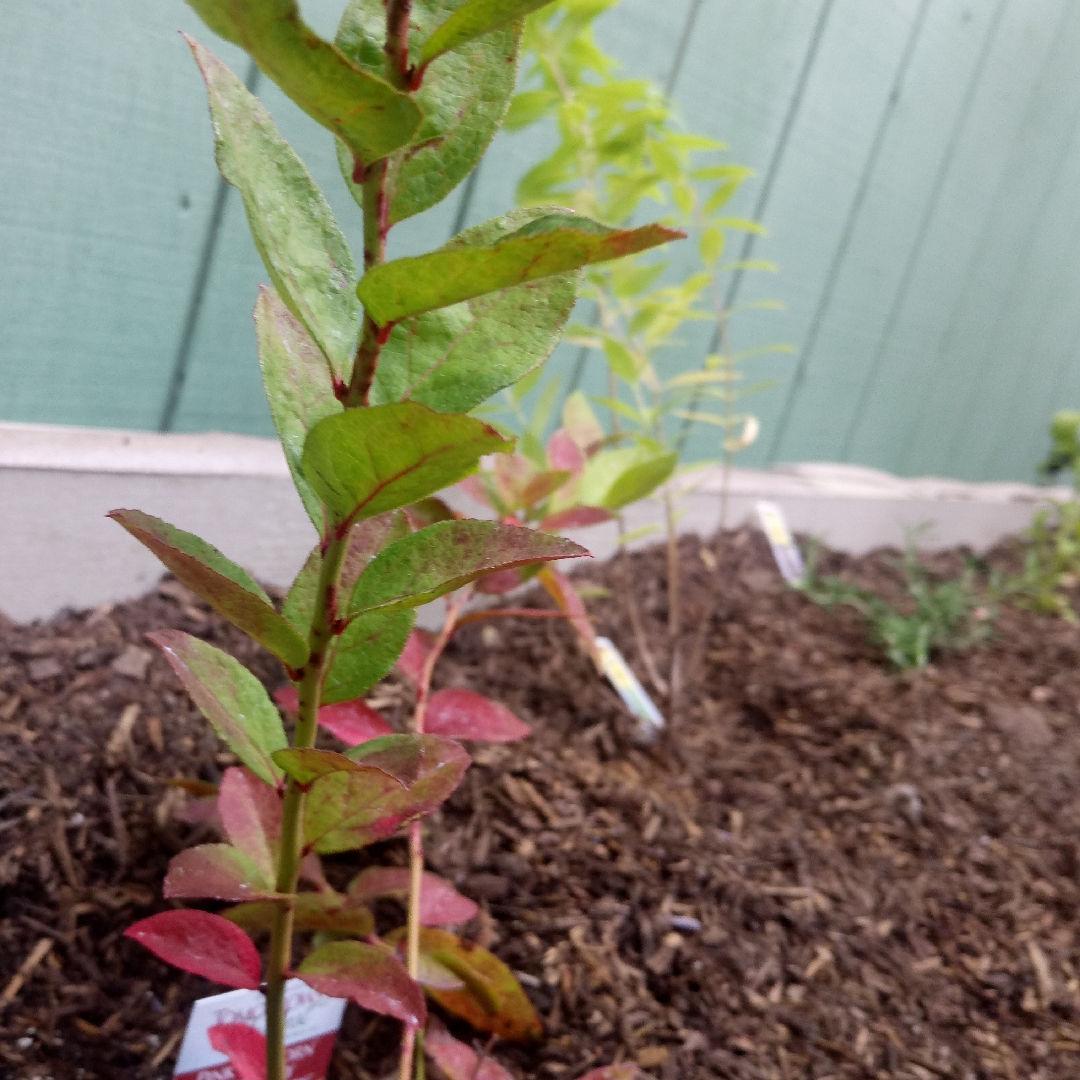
top-left (426, 689), bottom-right (531, 743)
top-left (348, 867), bottom-right (479, 926)
top-left (125, 910), bottom-right (261, 989)
top-left (424, 1022), bottom-right (514, 1080)
top-left (208, 1023), bottom-right (267, 1080)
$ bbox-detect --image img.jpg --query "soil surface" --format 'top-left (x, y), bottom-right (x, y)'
top-left (3, 530), bottom-right (1080, 1080)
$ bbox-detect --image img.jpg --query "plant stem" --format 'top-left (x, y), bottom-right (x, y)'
top-left (664, 483), bottom-right (682, 703)
top-left (265, 532), bottom-right (350, 1080)
top-left (399, 590), bottom-right (471, 1080)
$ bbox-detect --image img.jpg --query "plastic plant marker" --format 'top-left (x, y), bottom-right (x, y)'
top-left (163, 844), bottom-right (280, 902)
top-left (424, 1022), bottom-right (514, 1080)
top-left (274, 688), bottom-right (394, 747)
top-left (369, 210), bottom-right (579, 413)
top-left (401, 928), bottom-right (542, 1041)
top-left (125, 910), bottom-right (262, 989)
top-left (225, 893), bottom-right (375, 937)
top-left (419, 0), bottom-right (556, 66)
top-left (109, 511), bottom-right (309, 669)
top-left (357, 215), bottom-right (684, 326)
top-left (297, 940), bottom-right (426, 1027)
top-left (187, 39), bottom-right (363, 371)
top-left (301, 404), bottom-right (512, 526)
top-left (396, 628), bottom-right (435, 685)
top-left (208, 1023), bottom-right (267, 1080)
top-left (348, 520), bottom-right (587, 615)
top-left (425, 689), bottom-right (531, 743)
top-left (183, 17), bottom-right (421, 165)
top-left (336, 0), bottom-right (519, 225)
top-left (148, 631), bottom-right (287, 786)
top-left (217, 768), bottom-right (283, 883)
top-left (347, 867), bottom-right (480, 925)
top-left (255, 288), bottom-right (343, 528)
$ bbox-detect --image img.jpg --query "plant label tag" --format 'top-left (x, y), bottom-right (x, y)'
top-left (595, 636), bottom-right (666, 740)
top-left (755, 501), bottom-right (805, 585)
top-left (173, 978), bottom-right (346, 1080)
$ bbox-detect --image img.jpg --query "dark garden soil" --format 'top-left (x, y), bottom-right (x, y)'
top-left (4, 528), bottom-right (1080, 1080)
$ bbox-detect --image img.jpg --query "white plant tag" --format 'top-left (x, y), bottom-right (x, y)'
top-left (174, 979), bottom-right (346, 1080)
top-left (755, 500), bottom-right (806, 585)
top-left (595, 636), bottom-right (665, 741)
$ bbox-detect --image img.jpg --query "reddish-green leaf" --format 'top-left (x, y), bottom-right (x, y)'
top-left (547, 428), bottom-right (585, 474)
top-left (224, 892), bottom-right (375, 936)
top-left (272, 747), bottom-right (402, 788)
top-left (125, 910), bottom-right (261, 989)
top-left (425, 689), bottom-right (530, 743)
top-left (184, 17), bottom-right (421, 165)
top-left (424, 1021), bottom-right (514, 1080)
top-left (254, 287), bottom-right (342, 528)
top-left (397, 629), bottom-right (434, 685)
top-left (348, 520), bottom-right (587, 616)
top-left (347, 867), bottom-right (479, 925)
top-left (275, 687), bottom-right (393, 746)
top-left (325, 609), bottom-right (416, 705)
top-left (297, 941), bottom-right (426, 1027)
top-left (109, 510), bottom-right (308, 669)
top-left (302, 404), bottom-right (512, 526)
top-left (540, 506), bottom-right (612, 531)
top-left (208, 1024), bottom-right (266, 1080)
top-left (163, 844), bottom-right (279, 902)
top-left (357, 215), bottom-right (683, 326)
top-left (398, 928), bottom-right (542, 1041)
top-left (346, 734), bottom-right (426, 786)
top-left (418, 0), bottom-right (555, 66)
top-left (562, 391), bottom-right (604, 454)
top-left (404, 497), bottom-right (458, 530)
top-left (475, 568), bottom-right (524, 595)
top-left (148, 631), bottom-right (287, 786)
top-left (217, 768), bottom-right (282, 882)
top-left (308, 736), bottom-right (470, 854)
top-left (538, 567), bottom-right (599, 663)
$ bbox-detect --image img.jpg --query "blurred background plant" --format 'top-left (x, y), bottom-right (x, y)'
top-left (480, 0), bottom-right (789, 698)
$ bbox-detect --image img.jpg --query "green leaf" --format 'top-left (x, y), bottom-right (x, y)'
top-left (110, 511), bottom-right (308, 670)
top-left (301, 403), bottom-right (512, 526)
top-left (348, 521), bottom-right (587, 616)
top-left (187, 38), bottom-right (360, 372)
top-left (562, 390), bottom-right (605, 452)
top-left (324, 609), bottom-right (416, 705)
top-left (370, 210), bottom-right (579, 413)
top-left (164, 843), bottom-right (279, 901)
top-left (182, 15), bottom-right (420, 165)
top-left (503, 89), bottom-right (560, 131)
top-left (601, 336), bottom-right (642, 382)
top-left (336, 0), bottom-right (519, 223)
top-left (419, 0), bottom-right (556, 65)
top-left (272, 747), bottom-right (399, 787)
top-left (357, 213), bottom-right (684, 325)
top-left (577, 447), bottom-right (677, 511)
top-left (283, 513), bottom-right (408, 635)
top-left (254, 288), bottom-right (343, 528)
top-left (148, 632), bottom-right (287, 786)
top-left (604, 451), bottom-right (678, 510)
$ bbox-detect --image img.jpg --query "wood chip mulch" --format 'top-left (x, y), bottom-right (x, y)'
top-left (3, 528), bottom-right (1080, 1080)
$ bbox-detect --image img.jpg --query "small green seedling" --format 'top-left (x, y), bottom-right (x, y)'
top-left (110, 2), bottom-right (680, 1078)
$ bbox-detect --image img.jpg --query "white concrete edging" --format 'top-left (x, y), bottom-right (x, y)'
top-left (1, 422), bottom-right (1070, 623)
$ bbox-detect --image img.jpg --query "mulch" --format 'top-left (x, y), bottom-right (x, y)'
top-left (3, 527), bottom-right (1080, 1080)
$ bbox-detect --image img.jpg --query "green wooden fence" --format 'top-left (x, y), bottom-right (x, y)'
top-left (3, 0), bottom-right (1079, 482)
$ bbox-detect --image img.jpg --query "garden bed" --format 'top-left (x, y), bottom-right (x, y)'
top-left (2, 529), bottom-right (1080, 1080)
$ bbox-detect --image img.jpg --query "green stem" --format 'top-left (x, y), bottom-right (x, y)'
top-left (264, 532), bottom-right (349, 1080)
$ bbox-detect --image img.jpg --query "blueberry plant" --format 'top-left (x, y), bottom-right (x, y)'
top-left (111, 2), bottom-right (679, 1078)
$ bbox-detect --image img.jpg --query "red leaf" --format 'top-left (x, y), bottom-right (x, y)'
top-left (397, 628), bottom-right (435, 684)
top-left (425, 689), bottom-right (530, 743)
top-left (457, 474), bottom-right (492, 510)
top-left (347, 867), bottom-right (479, 925)
top-left (296, 941), bottom-right (426, 1027)
top-left (575, 1067), bottom-right (640, 1080)
top-left (208, 1023), bottom-right (267, 1080)
top-left (163, 844), bottom-right (278, 901)
top-left (539, 506), bottom-right (613, 531)
top-left (547, 428), bottom-right (585, 474)
top-left (274, 687), bottom-right (394, 747)
top-left (301, 852), bottom-right (331, 892)
top-left (125, 910), bottom-right (261, 989)
top-left (424, 1021), bottom-right (513, 1080)
top-left (217, 768), bottom-right (282, 883)
top-left (173, 794), bottom-right (220, 827)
